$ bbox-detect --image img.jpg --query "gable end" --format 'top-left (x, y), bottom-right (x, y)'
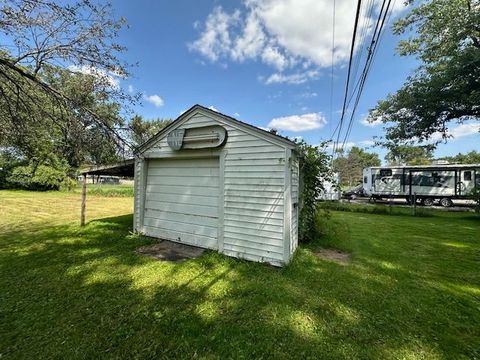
top-left (135, 105), bottom-right (297, 155)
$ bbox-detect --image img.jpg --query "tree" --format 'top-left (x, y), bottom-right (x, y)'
top-left (0, 0), bottom-right (137, 151)
top-left (333, 146), bottom-right (381, 186)
top-left (0, 149), bottom-right (24, 188)
top-left (368, 0), bottom-right (480, 144)
top-left (439, 150), bottom-right (480, 164)
top-left (128, 115), bottom-right (172, 147)
top-left (0, 67), bottom-right (124, 168)
top-left (385, 145), bottom-right (434, 165)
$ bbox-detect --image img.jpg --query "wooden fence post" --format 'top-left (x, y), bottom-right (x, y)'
top-left (412, 192), bottom-right (417, 216)
top-left (389, 192), bottom-right (393, 214)
top-left (80, 173), bottom-right (87, 226)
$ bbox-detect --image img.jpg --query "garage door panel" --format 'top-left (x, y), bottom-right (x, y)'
top-left (145, 200), bottom-right (218, 218)
top-left (146, 184), bottom-right (218, 197)
top-left (144, 158), bottom-right (219, 249)
top-left (146, 175), bottom-right (219, 187)
top-left (146, 192), bottom-right (218, 207)
top-left (148, 158), bottom-right (218, 169)
top-left (144, 209), bottom-right (218, 228)
top-left (148, 167), bottom-right (220, 177)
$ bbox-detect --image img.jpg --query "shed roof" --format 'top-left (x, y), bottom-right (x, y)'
top-left (79, 159), bottom-right (135, 177)
top-left (135, 104), bottom-right (297, 154)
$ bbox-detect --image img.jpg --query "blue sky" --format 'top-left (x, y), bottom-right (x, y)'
top-left (113, 0), bottom-right (479, 161)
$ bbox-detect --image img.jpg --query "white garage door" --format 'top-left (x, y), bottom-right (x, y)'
top-left (143, 158), bottom-right (219, 249)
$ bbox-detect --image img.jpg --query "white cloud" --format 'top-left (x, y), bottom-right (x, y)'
top-left (264, 70), bottom-right (319, 84)
top-left (358, 139), bottom-right (375, 147)
top-left (360, 115), bottom-right (383, 127)
top-left (338, 142), bottom-right (356, 151)
top-left (268, 112), bottom-right (326, 132)
top-left (208, 105), bottom-right (219, 111)
top-left (326, 139), bottom-right (377, 151)
top-left (233, 112), bottom-right (240, 117)
top-left (261, 45), bottom-right (289, 71)
top-left (252, 0), bottom-right (350, 67)
top-left (231, 12), bottom-right (266, 62)
top-left (326, 141), bottom-right (356, 151)
top-left (449, 123), bottom-right (480, 138)
top-left (187, 7), bottom-right (240, 62)
top-left (68, 65), bottom-right (120, 89)
top-left (127, 85), bottom-right (134, 93)
top-left (189, 1), bottom-right (406, 80)
top-left (300, 91), bottom-right (318, 98)
top-left (145, 94), bottom-right (164, 107)
top-left (430, 123), bottom-right (480, 142)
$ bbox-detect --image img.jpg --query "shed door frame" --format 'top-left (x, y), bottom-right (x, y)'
top-left (141, 150), bottom-right (225, 251)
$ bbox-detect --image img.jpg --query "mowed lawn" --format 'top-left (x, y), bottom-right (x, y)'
top-left (1, 191), bottom-right (479, 359)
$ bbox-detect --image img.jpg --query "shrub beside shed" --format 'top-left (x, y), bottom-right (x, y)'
top-left (134, 105), bottom-right (299, 266)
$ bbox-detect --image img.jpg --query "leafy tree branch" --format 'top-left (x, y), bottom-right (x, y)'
top-left (368, 0), bottom-right (480, 144)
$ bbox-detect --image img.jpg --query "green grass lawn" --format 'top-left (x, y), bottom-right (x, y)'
top-left (1, 190), bottom-right (479, 359)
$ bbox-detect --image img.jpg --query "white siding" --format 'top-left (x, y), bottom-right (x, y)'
top-left (223, 145), bottom-right (286, 265)
top-left (133, 159), bottom-right (146, 232)
top-left (138, 111), bottom-right (294, 266)
top-left (290, 155), bottom-right (299, 255)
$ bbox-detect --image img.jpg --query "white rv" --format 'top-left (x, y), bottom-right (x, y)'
top-left (363, 164), bottom-right (480, 207)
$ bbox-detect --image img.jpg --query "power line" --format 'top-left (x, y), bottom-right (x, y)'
top-left (346, 0), bottom-right (377, 109)
top-left (332, 0), bottom-right (363, 155)
top-left (340, 0), bottom-right (393, 150)
top-left (331, 0), bottom-right (376, 148)
top-left (344, 0), bottom-right (388, 114)
top-left (350, 0), bottom-right (376, 92)
top-left (341, 4), bottom-right (390, 151)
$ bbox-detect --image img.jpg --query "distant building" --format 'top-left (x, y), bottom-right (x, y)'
top-left (432, 160), bottom-right (450, 165)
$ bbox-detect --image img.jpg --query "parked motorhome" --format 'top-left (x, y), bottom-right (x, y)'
top-left (363, 164), bottom-right (480, 207)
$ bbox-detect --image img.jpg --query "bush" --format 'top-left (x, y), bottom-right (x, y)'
top-left (7, 164), bottom-right (73, 191)
top-left (60, 176), bottom-right (77, 191)
top-left (318, 200), bottom-right (434, 217)
top-left (297, 141), bottom-right (335, 243)
top-left (0, 152), bottom-right (26, 189)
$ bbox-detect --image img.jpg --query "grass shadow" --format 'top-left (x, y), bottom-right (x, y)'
top-left (1, 209), bottom-right (479, 358)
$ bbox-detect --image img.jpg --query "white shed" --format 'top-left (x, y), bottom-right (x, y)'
top-left (133, 105), bottom-right (299, 266)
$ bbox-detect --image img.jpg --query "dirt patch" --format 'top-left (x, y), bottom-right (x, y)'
top-left (314, 248), bottom-right (351, 265)
top-left (136, 241), bottom-right (205, 262)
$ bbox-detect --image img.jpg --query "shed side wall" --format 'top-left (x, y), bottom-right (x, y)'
top-left (143, 113), bottom-right (287, 265)
top-left (290, 154), bottom-right (299, 255)
top-left (133, 158), bottom-right (147, 232)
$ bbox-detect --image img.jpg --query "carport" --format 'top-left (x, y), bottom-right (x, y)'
top-left (79, 159), bottom-right (134, 226)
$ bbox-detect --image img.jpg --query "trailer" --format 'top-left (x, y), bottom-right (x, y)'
top-left (363, 164), bottom-right (480, 207)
